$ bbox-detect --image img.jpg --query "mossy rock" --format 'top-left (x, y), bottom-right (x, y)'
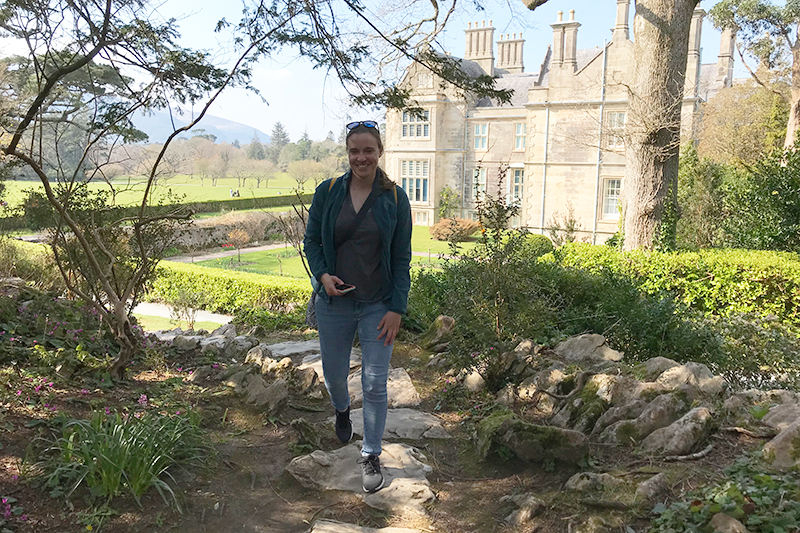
top-left (419, 315), bottom-right (456, 349)
top-left (475, 407), bottom-right (516, 459)
top-left (496, 419), bottom-right (589, 465)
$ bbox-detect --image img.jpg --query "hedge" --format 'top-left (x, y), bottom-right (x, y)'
top-left (147, 261), bottom-right (310, 314)
top-left (2, 193), bottom-right (313, 231)
top-left (550, 243), bottom-right (800, 326)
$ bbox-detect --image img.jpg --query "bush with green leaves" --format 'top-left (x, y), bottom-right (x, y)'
top-left (37, 409), bottom-right (210, 509)
top-left (650, 454), bottom-right (800, 533)
top-left (233, 306), bottom-right (307, 333)
top-left (0, 239), bottom-right (62, 291)
top-left (721, 143), bottom-right (800, 252)
top-left (148, 261), bottom-right (309, 314)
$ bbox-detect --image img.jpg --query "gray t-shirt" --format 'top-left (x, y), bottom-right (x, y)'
top-left (334, 194), bottom-right (386, 303)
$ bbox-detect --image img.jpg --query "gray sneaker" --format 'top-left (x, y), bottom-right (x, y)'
top-left (357, 454), bottom-right (385, 493)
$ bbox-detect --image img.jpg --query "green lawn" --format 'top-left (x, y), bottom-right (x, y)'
top-left (411, 226), bottom-right (478, 255)
top-left (132, 313), bottom-right (226, 332)
top-left (2, 174), bottom-right (315, 208)
top-left (195, 241), bottom-right (451, 278)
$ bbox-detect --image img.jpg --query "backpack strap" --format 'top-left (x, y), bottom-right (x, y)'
top-left (328, 177), bottom-right (338, 192)
top-left (393, 184), bottom-right (397, 203)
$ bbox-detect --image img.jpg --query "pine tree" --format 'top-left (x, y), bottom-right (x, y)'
top-left (270, 122), bottom-right (290, 150)
top-left (246, 131), bottom-right (265, 160)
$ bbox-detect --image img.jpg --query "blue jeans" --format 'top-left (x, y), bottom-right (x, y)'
top-left (315, 294), bottom-right (393, 456)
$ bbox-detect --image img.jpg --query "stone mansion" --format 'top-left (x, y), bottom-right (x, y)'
top-left (383, 0), bottom-right (735, 243)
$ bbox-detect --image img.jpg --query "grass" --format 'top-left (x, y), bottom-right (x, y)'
top-left (412, 227), bottom-right (478, 255)
top-left (133, 314), bottom-right (227, 332)
top-left (2, 174), bottom-right (315, 208)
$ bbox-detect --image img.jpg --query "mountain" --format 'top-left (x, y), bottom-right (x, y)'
top-left (131, 109), bottom-right (271, 145)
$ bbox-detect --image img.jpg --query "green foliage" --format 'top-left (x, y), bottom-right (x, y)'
top-left (650, 454), bottom-right (800, 533)
top-left (0, 239), bottom-right (61, 290)
top-left (37, 409), bottom-right (210, 509)
top-left (721, 144), bottom-right (800, 252)
top-left (437, 186), bottom-right (460, 220)
top-left (676, 144), bottom-right (732, 249)
top-left (149, 262), bottom-right (309, 314)
top-left (233, 307), bottom-right (307, 333)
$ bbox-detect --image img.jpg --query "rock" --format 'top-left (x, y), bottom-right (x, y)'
top-left (274, 357), bottom-right (295, 379)
top-left (431, 342), bottom-right (450, 353)
top-left (554, 334), bottom-right (623, 365)
top-left (295, 367), bottom-right (319, 394)
top-left (495, 419), bottom-right (588, 465)
top-left (640, 407), bottom-right (714, 456)
top-left (200, 336), bottom-right (231, 356)
top-left (244, 376), bottom-right (289, 412)
top-left (592, 400), bottom-right (648, 436)
top-left (307, 519), bottom-right (422, 533)
top-left (463, 370), bottom-right (486, 392)
top-left (762, 403), bottom-right (800, 432)
top-left (600, 391), bottom-right (690, 444)
top-left (245, 344), bottom-right (276, 371)
top-left (172, 335), bottom-right (201, 351)
top-left (496, 384), bottom-right (517, 406)
top-left (291, 417), bottom-right (322, 449)
top-left (763, 418), bottom-right (800, 470)
top-left (298, 351), bottom-right (361, 380)
top-left (222, 369), bottom-right (249, 392)
top-left (709, 513), bottom-right (750, 533)
top-left (348, 368), bottom-right (420, 408)
top-left (419, 315), bottom-right (455, 349)
top-left (287, 442), bottom-right (434, 517)
top-left (227, 335), bottom-right (260, 359)
top-left (264, 339), bottom-right (322, 358)
top-left (426, 355), bottom-right (448, 368)
top-left (656, 362), bottom-right (727, 397)
top-left (635, 473), bottom-right (668, 504)
top-left (565, 472), bottom-right (627, 493)
top-left (500, 494), bottom-right (544, 527)
top-left (513, 339), bottom-right (536, 356)
top-left (638, 357), bottom-right (681, 381)
top-left (186, 365), bottom-right (217, 383)
top-left (211, 323), bottom-right (237, 338)
top-left (574, 516), bottom-right (613, 533)
top-left (347, 408), bottom-right (450, 440)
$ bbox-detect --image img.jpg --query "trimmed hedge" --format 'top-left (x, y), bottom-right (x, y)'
top-left (147, 261), bottom-right (310, 314)
top-left (550, 243), bottom-right (800, 326)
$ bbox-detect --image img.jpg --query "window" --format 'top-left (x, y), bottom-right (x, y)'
top-left (400, 160), bottom-right (429, 203)
top-left (465, 167), bottom-right (487, 201)
top-left (401, 110), bottom-right (430, 138)
top-left (474, 123), bottom-right (488, 150)
top-left (414, 211), bottom-right (429, 225)
top-left (417, 72), bottom-right (432, 88)
top-left (603, 179), bottom-right (622, 219)
top-left (514, 123), bottom-right (526, 150)
top-left (607, 111), bottom-right (626, 149)
top-left (512, 169), bottom-right (524, 203)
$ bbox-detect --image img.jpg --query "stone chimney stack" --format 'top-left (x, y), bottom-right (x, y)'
top-left (497, 33), bottom-right (525, 73)
top-left (685, 8), bottom-right (705, 98)
top-left (613, 0), bottom-right (630, 42)
top-left (717, 28), bottom-right (735, 88)
top-left (465, 20), bottom-right (495, 76)
top-left (563, 10), bottom-right (581, 71)
top-left (551, 11), bottom-right (565, 67)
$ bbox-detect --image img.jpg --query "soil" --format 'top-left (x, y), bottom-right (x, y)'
top-left (0, 334), bottom-right (763, 533)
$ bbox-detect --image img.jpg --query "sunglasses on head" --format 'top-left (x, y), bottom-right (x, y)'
top-left (346, 120), bottom-right (379, 131)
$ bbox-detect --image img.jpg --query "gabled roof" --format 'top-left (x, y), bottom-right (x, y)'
top-left (475, 73), bottom-right (540, 108)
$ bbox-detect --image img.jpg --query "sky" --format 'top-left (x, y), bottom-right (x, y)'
top-left (3, 0), bottom-right (737, 143)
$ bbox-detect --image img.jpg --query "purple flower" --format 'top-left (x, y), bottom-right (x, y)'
top-left (15, 390), bottom-right (21, 396)
top-left (11, 475), bottom-right (18, 482)
top-left (177, 366), bottom-right (183, 372)
top-left (104, 407), bottom-right (111, 415)
top-left (175, 410), bottom-right (181, 415)
top-left (20, 514), bottom-right (27, 521)
top-left (34, 385), bottom-right (41, 392)
top-left (80, 388), bottom-right (89, 394)
top-left (137, 394), bottom-right (148, 407)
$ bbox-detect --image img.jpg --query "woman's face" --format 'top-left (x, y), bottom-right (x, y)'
top-left (347, 132), bottom-right (382, 181)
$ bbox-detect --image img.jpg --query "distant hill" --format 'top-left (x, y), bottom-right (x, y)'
top-left (131, 109), bottom-right (271, 146)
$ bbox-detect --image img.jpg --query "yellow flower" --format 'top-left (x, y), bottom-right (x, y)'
top-left (86, 526), bottom-right (93, 531)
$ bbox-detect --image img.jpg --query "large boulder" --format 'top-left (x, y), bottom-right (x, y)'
top-left (655, 362), bottom-right (727, 397)
top-left (640, 406), bottom-right (714, 456)
top-left (599, 391), bottom-right (690, 444)
top-left (348, 368), bottom-right (420, 408)
top-left (763, 418), bottom-right (800, 470)
top-left (592, 400), bottom-right (648, 436)
top-left (419, 315), bottom-right (455, 349)
top-left (554, 334), bottom-right (623, 366)
top-left (494, 419), bottom-right (588, 465)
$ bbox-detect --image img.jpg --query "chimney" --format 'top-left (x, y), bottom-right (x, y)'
top-left (685, 8), bottom-right (705, 98)
top-left (465, 20), bottom-right (495, 76)
top-left (563, 10), bottom-right (581, 71)
top-left (613, 0), bottom-right (630, 42)
top-left (496, 33), bottom-right (525, 73)
top-left (551, 11), bottom-right (565, 67)
top-left (717, 28), bottom-right (735, 88)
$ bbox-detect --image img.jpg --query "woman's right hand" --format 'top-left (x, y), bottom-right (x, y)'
top-left (320, 273), bottom-right (346, 296)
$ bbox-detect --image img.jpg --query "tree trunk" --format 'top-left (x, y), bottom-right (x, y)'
top-left (622, 0), bottom-right (698, 250)
top-left (108, 304), bottom-right (138, 379)
top-left (784, 45), bottom-right (800, 149)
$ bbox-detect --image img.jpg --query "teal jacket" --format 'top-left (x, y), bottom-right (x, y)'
top-left (303, 170), bottom-right (413, 314)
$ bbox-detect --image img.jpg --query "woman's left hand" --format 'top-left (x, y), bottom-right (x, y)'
top-left (377, 311), bottom-right (401, 346)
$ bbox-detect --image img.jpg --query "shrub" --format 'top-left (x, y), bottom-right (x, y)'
top-left (0, 239), bottom-right (62, 290)
top-left (429, 218), bottom-right (481, 242)
top-left (37, 409), bottom-right (210, 508)
top-left (550, 243), bottom-right (800, 326)
top-left (233, 307), bottom-right (307, 333)
top-left (148, 261), bottom-right (309, 314)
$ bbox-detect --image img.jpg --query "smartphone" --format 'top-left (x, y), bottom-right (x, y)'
top-left (335, 283), bottom-right (356, 294)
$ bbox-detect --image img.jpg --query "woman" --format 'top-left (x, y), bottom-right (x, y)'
top-left (303, 120), bottom-right (412, 494)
